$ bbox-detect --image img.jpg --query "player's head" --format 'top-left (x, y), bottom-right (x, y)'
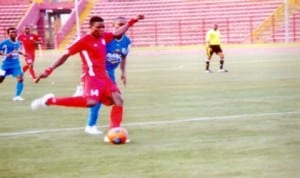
top-left (24, 26), bottom-right (31, 34)
top-left (113, 17), bottom-right (126, 29)
top-left (89, 16), bottom-right (105, 38)
top-left (213, 24), bottom-right (218, 30)
top-left (7, 27), bottom-right (17, 40)
top-left (112, 17), bottom-right (126, 38)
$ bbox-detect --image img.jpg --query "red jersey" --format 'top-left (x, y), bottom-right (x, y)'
top-left (18, 33), bottom-right (40, 54)
top-left (68, 33), bottom-right (114, 78)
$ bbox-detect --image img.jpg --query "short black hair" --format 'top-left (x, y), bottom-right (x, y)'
top-left (89, 16), bottom-right (104, 27)
top-left (7, 27), bottom-right (16, 34)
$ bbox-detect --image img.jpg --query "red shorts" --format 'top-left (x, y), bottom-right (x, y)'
top-left (83, 76), bottom-right (120, 106)
top-left (25, 53), bottom-right (35, 64)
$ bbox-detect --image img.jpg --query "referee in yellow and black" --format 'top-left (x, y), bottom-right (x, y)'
top-left (205, 24), bottom-right (228, 73)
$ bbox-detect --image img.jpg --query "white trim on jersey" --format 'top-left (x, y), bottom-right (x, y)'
top-left (82, 50), bottom-right (95, 76)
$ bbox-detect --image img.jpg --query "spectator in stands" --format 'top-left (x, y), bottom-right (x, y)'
top-left (18, 26), bottom-right (41, 80)
top-left (0, 27), bottom-right (26, 101)
top-left (205, 24), bottom-right (228, 73)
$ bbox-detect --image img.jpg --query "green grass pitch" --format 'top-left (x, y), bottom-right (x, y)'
top-left (0, 45), bottom-right (300, 178)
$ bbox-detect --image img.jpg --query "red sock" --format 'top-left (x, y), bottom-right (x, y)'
top-left (46, 96), bottom-right (90, 107)
top-left (29, 67), bottom-right (36, 79)
top-left (109, 106), bottom-right (123, 128)
top-left (23, 65), bottom-right (28, 72)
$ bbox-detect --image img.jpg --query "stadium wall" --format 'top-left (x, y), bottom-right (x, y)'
top-left (55, 0), bottom-right (87, 48)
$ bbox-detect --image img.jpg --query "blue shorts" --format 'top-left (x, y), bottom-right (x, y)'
top-left (107, 70), bottom-right (116, 84)
top-left (0, 65), bottom-right (23, 77)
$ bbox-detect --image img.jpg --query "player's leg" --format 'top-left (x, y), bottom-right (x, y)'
top-left (218, 52), bottom-right (224, 69)
top-left (88, 103), bottom-right (101, 126)
top-left (14, 76), bottom-right (24, 100)
top-left (101, 78), bottom-right (130, 143)
top-left (217, 51), bottom-right (228, 72)
top-left (22, 63), bottom-right (29, 73)
top-left (28, 64), bottom-right (36, 79)
top-left (109, 91), bottom-right (124, 129)
top-left (22, 55), bottom-right (30, 72)
top-left (97, 76), bottom-right (123, 128)
top-left (25, 55), bottom-right (36, 79)
top-left (85, 71), bottom-right (116, 135)
top-left (85, 102), bottom-right (103, 135)
top-left (69, 82), bottom-right (103, 134)
top-left (12, 67), bottom-right (24, 101)
top-left (31, 76), bottom-right (101, 109)
top-left (103, 90), bottom-right (128, 143)
top-left (31, 94), bottom-right (98, 110)
top-left (24, 63), bottom-right (35, 78)
top-left (205, 45), bottom-right (213, 73)
top-left (85, 77), bottom-right (105, 134)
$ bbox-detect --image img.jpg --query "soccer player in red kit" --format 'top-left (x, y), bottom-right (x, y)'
top-left (18, 26), bottom-right (41, 79)
top-left (31, 15), bottom-right (144, 142)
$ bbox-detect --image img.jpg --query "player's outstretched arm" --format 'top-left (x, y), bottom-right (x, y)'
top-left (113, 15), bottom-right (145, 37)
top-left (35, 52), bottom-right (71, 83)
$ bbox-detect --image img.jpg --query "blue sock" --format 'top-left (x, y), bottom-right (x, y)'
top-left (15, 81), bottom-right (24, 96)
top-left (87, 103), bottom-right (102, 126)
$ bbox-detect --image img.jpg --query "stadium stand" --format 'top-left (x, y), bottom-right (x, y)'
top-left (0, 0), bottom-right (75, 49)
top-left (251, 0), bottom-right (300, 43)
top-left (77, 0), bottom-right (285, 47)
top-left (0, 3), bottom-right (29, 40)
top-left (0, 0), bottom-right (299, 48)
top-left (267, 9), bottom-right (300, 42)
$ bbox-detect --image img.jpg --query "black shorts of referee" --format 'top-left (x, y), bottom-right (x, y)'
top-left (207, 45), bottom-right (222, 57)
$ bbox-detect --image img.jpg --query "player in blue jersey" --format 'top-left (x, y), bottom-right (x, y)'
top-left (0, 27), bottom-right (26, 101)
top-left (81, 17), bottom-right (132, 135)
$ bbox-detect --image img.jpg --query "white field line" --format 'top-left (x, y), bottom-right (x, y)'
top-left (0, 111), bottom-right (299, 137)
